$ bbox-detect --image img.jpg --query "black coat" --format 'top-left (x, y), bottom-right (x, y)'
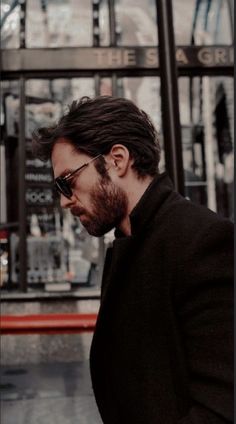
top-left (90, 173), bottom-right (233, 424)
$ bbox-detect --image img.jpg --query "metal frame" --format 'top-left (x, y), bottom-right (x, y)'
top-left (18, 76), bottom-right (27, 292)
top-left (156, 0), bottom-right (184, 194)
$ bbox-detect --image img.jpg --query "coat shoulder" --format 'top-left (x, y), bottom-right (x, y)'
top-left (153, 193), bottom-right (233, 248)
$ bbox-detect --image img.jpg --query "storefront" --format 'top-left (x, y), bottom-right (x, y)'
top-left (1, 0), bottom-right (234, 294)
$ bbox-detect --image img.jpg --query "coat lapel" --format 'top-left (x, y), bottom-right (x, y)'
top-left (99, 236), bottom-right (137, 310)
top-left (94, 173), bottom-right (175, 337)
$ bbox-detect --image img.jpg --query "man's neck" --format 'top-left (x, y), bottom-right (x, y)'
top-left (118, 175), bottom-right (154, 236)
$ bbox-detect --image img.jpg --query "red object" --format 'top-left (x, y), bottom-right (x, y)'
top-left (0, 230), bottom-right (8, 239)
top-left (0, 313), bottom-right (97, 335)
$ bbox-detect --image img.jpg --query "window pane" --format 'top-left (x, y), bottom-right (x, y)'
top-left (26, 0), bottom-right (93, 48)
top-left (173, 0), bottom-right (233, 45)
top-left (1, 81), bottom-right (20, 289)
top-left (118, 77), bottom-right (165, 172)
top-left (115, 0), bottom-right (158, 45)
top-left (1, 1), bottom-right (20, 48)
top-left (172, 0), bottom-right (196, 45)
top-left (100, 78), bottom-right (113, 96)
top-left (23, 78), bottom-right (104, 292)
top-left (178, 76), bottom-right (234, 220)
top-left (99, 0), bottom-right (110, 46)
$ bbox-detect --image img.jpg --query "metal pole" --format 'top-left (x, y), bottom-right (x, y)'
top-left (155, 0), bottom-right (185, 195)
top-left (19, 76), bottom-right (27, 291)
top-left (19, 0), bottom-right (26, 48)
top-left (202, 76), bottom-right (217, 212)
top-left (108, 0), bottom-right (116, 46)
top-left (93, 0), bottom-right (100, 47)
top-left (95, 73), bottom-right (106, 287)
top-left (108, 0), bottom-right (118, 133)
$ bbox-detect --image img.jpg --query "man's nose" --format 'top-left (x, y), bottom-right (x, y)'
top-left (60, 193), bottom-right (74, 209)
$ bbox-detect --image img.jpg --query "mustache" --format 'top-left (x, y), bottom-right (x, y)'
top-left (71, 206), bottom-right (87, 217)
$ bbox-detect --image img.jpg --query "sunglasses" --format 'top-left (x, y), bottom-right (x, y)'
top-left (54, 154), bottom-right (102, 199)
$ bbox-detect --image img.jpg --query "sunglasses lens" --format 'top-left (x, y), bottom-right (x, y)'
top-left (55, 178), bottom-right (72, 199)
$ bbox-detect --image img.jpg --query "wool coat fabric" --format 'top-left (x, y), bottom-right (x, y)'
top-left (90, 172), bottom-right (233, 424)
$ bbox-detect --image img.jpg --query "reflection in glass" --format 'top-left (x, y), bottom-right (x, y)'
top-left (24, 82), bottom-right (63, 285)
top-left (100, 78), bottom-right (112, 96)
top-left (99, 0), bottom-right (110, 46)
top-left (192, 0), bottom-right (232, 45)
top-left (1, 1), bottom-right (20, 48)
top-left (121, 77), bottom-right (164, 171)
top-left (121, 77), bottom-right (161, 129)
top-left (172, 0), bottom-right (196, 45)
top-left (26, 79), bottom-right (95, 107)
top-left (0, 80), bottom-right (20, 288)
top-left (24, 78), bottom-right (102, 290)
top-left (178, 76), bottom-right (234, 219)
top-left (115, 0), bottom-right (158, 45)
top-left (173, 0), bottom-right (233, 45)
top-left (26, 0), bottom-right (93, 48)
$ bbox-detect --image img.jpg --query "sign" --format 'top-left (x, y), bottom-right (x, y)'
top-left (26, 188), bottom-right (54, 206)
top-left (25, 172), bottom-right (53, 183)
top-left (92, 46), bottom-right (234, 69)
top-left (2, 46), bottom-right (234, 72)
top-left (24, 138), bottom-right (59, 235)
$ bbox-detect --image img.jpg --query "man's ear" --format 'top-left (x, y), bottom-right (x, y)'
top-left (107, 144), bottom-right (133, 177)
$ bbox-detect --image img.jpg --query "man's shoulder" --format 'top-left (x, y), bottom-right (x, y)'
top-left (152, 192), bottom-right (233, 247)
top-left (159, 191), bottom-right (231, 226)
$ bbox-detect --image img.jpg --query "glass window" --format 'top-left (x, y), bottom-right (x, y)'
top-left (99, 0), bottom-right (110, 46)
top-left (178, 76), bottom-right (234, 220)
top-left (100, 78), bottom-right (113, 96)
top-left (23, 78), bottom-right (108, 292)
top-left (25, 78), bottom-right (95, 107)
top-left (120, 76), bottom-right (164, 171)
top-left (173, 0), bottom-right (233, 45)
top-left (26, 0), bottom-right (93, 48)
top-left (0, 80), bottom-right (20, 289)
top-left (115, 0), bottom-right (158, 45)
top-left (1, 1), bottom-right (20, 48)
top-left (172, 0), bottom-right (197, 45)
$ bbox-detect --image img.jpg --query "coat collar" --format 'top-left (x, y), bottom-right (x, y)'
top-left (97, 172), bottom-right (175, 321)
top-left (115, 172), bottom-right (174, 238)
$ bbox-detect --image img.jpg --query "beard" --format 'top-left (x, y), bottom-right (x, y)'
top-left (71, 178), bottom-right (128, 237)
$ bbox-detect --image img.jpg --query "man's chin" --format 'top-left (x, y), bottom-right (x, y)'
top-left (80, 218), bottom-right (114, 237)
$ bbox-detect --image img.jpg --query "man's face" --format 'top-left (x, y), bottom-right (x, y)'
top-left (52, 139), bottom-right (128, 236)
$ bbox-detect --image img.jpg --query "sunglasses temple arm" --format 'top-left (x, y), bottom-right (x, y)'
top-left (65, 163), bottom-right (88, 180)
top-left (64, 154), bottom-right (102, 181)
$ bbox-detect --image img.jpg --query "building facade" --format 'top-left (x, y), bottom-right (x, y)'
top-left (0, 0), bottom-right (234, 293)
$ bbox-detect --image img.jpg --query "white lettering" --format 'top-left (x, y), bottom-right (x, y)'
top-left (198, 48), bottom-right (213, 65)
top-left (25, 173), bottom-right (53, 183)
top-left (94, 50), bottom-right (107, 66)
top-left (146, 48), bottom-right (158, 66)
top-left (176, 48), bottom-right (188, 64)
top-left (215, 48), bottom-right (226, 64)
top-left (26, 158), bottom-right (51, 168)
top-left (26, 190), bottom-right (53, 204)
top-left (108, 50), bottom-right (122, 66)
top-left (124, 49), bottom-right (136, 66)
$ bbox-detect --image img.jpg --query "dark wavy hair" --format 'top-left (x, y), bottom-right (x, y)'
top-left (32, 96), bottom-right (161, 177)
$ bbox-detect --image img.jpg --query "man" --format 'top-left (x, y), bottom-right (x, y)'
top-left (33, 96), bottom-right (233, 423)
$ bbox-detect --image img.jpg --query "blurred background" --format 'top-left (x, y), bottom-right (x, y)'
top-left (0, 1), bottom-right (234, 423)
